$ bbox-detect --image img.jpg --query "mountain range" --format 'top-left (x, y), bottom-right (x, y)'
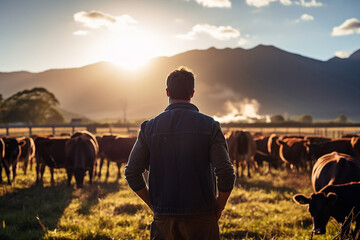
top-left (1, 45), bottom-right (359, 122)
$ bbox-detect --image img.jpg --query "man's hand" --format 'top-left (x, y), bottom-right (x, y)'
top-left (216, 191), bottom-right (231, 220)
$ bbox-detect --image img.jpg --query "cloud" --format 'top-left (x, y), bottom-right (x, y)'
top-left (195, 0), bottom-right (231, 8)
top-left (331, 18), bottom-right (360, 36)
top-left (246, 0), bottom-right (276, 8)
top-left (295, 13), bottom-right (314, 22)
top-left (279, 0), bottom-right (292, 6)
top-left (73, 30), bottom-right (89, 36)
top-left (177, 24), bottom-right (240, 40)
top-left (73, 10), bottom-right (137, 30)
top-left (238, 38), bottom-right (250, 46)
top-left (295, 0), bottom-right (323, 7)
top-left (334, 51), bottom-right (350, 59)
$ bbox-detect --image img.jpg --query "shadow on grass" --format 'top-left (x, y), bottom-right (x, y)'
top-left (235, 177), bottom-right (297, 194)
top-left (0, 182), bottom-right (74, 240)
top-left (222, 230), bottom-right (263, 240)
top-left (76, 181), bottom-right (122, 215)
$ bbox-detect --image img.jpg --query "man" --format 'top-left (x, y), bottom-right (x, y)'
top-left (125, 67), bottom-right (235, 240)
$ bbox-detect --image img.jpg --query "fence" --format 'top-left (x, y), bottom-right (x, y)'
top-left (1, 124), bottom-right (359, 139)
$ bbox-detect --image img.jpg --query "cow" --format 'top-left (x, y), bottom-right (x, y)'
top-left (65, 131), bottom-right (98, 188)
top-left (0, 137), bottom-right (25, 184)
top-left (293, 182), bottom-right (360, 238)
top-left (35, 136), bottom-right (69, 185)
top-left (311, 152), bottom-right (360, 192)
top-left (97, 134), bottom-right (136, 179)
top-left (18, 137), bottom-right (35, 175)
top-left (351, 137), bottom-right (360, 159)
top-left (277, 138), bottom-right (308, 171)
top-left (306, 139), bottom-right (354, 163)
top-left (254, 136), bottom-right (279, 174)
top-left (267, 134), bottom-right (281, 167)
top-left (226, 130), bottom-right (257, 178)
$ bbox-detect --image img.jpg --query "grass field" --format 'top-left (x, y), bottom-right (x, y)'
top-left (0, 163), bottom-right (341, 240)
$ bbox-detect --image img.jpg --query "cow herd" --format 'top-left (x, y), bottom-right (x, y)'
top-left (225, 130), bottom-right (360, 238)
top-left (1, 129), bottom-right (360, 237)
top-left (0, 131), bottom-right (136, 188)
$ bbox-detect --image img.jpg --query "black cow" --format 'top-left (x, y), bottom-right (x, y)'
top-left (18, 137), bottom-right (35, 175)
top-left (65, 131), bottom-right (98, 188)
top-left (0, 137), bottom-right (25, 184)
top-left (293, 182), bottom-right (360, 238)
top-left (311, 152), bottom-right (360, 192)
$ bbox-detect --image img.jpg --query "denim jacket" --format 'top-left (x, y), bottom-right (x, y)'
top-left (125, 102), bottom-right (235, 215)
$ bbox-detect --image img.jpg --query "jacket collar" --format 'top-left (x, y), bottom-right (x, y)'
top-left (165, 102), bottom-right (199, 112)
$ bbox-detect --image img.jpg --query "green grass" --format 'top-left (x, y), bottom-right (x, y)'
top-left (0, 163), bottom-right (340, 239)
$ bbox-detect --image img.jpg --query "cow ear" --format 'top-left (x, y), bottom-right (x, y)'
top-left (293, 194), bottom-right (310, 205)
top-left (326, 192), bottom-right (338, 204)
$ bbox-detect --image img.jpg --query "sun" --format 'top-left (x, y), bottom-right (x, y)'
top-left (106, 32), bottom-right (161, 71)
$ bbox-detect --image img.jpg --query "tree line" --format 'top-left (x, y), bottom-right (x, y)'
top-left (0, 87), bottom-right (65, 125)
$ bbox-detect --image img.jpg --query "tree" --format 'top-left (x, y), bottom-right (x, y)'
top-left (298, 114), bottom-right (313, 124)
top-left (0, 87), bottom-right (65, 124)
top-left (336, 114), bottom-right (347, 123)
top-left (270, 114), bottom-right (285, 123)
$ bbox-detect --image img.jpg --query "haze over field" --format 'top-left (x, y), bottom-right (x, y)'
top-left (0, 0), bottom-right (359, 122)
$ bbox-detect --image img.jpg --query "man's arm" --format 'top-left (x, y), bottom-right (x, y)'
top-left (210, 121), bottom-right (236, 219)
top-left (124, 122), bottom-right (151, 210)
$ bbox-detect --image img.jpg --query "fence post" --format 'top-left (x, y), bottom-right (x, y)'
top-left (6, 127), bottom-right (9, 136)
top-left (29, 127), bottom-right (32, 137)
top-left (52, 126), bottom-right (56, 136)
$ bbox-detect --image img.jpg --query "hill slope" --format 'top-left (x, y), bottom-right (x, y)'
top-left (0, 45), bottom-right (359, 121)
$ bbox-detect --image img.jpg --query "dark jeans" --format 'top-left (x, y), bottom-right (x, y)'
top-left (150, 212), bottom-right (220, 240)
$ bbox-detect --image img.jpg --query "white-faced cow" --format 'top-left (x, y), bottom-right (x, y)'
top-left (293, 182), bottom-right (360, 238)
top-left (226, 130), bottom-right (256, 178)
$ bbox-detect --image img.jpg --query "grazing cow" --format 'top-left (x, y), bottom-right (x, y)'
top-left (306, 139), bottom-right (354, 163)
top-left (65, 131), bottom-right (98, 188)
top-left (1, 137), bottom-right (25, 184)
top-left (311, 152), bottom-right (360, 192)
top-left (277, 138), bottom-right (308, 171)
top-left (254, 136), bottom-right (279, 173)
top-left (226, 130), bottom-right (257, 178)
top-left (293, 182), bottom-right (360, 238)
top-left (35, 136), bottom-right (69, 185)
top-left (18, 137), bottom-right (35, 175)
top-left (97, 135), bottom-right (136, 179)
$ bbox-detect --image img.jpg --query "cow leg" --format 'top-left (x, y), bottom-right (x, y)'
top-left (117, 162), bottom-right (121, 179)
top-left (234, 160), bottom-right (239, 178)
top-left (98, 157), bottom-right (105, 178)
top-left (246, 157), bottom-right (251, 178)
top-left (23, 156), bottom-right (29, 175)
top-left (50, 167), bottom-right (55, 185)
top-left (12, 159), bottom-right (17, 182)
top-left (3, 161), bottom-right (11, 185)
top-left (89, 166), bottom-right (94, 185)
top-left (40, 163), bottom-right (46, 184)
top-left (0, 163), bottom-right (3, 184)
top-left (106, 160), bottom-right (110, 179)
top-left (66, 169), bottom-right (73, 186)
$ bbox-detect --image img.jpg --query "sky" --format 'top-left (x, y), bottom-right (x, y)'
top-left (0, 0), bottom-right (360, 72)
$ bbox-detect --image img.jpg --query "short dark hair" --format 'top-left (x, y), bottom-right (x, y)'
top-left (166, 67), bottom-right (195, 100)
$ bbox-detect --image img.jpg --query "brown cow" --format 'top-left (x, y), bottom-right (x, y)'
top-left (226, 130), bottom-right (256, 178)
top-left (311, 152), bottom-right (360, 192)
top-left (66, 131), bottom-right (98, 188)
top-left (0, 138), bottom-right (6, 184)
top-left (293, 182), bottom-right (360, 238)
top-left (254, 136), bottom-right (279, 173)
top-left (277, 138), bottom-right (308, 171)
top-left (35, 136), bottom-right (70, 185)
top-left (351, 137), bottom-right (360, 159)
top-left (97, 134), bottom-right (136, 179)
top-left (18, 137), bottom-right (35, 175)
